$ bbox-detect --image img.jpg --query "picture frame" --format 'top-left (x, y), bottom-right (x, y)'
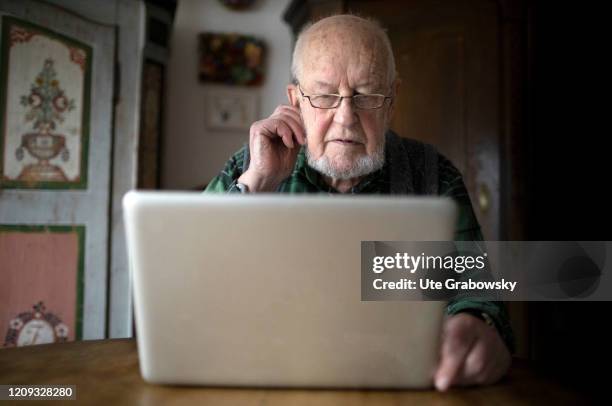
top-left (205, 87), bottom-right (258, 132)
top-left (198, 32), bottom-right (265, 86)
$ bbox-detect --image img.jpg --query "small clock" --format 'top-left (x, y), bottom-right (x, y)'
top-left (17, 318), bottom-right (55, 346)
top-left (4, 301), bottom-right (69, 347)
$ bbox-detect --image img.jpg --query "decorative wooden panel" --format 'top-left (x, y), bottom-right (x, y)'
top-left (0, 16), bottom-right (91, 189)
top-left (0, 225), bottom-right (84, 347)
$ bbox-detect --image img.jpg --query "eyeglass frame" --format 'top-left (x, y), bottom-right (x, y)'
top-left (297, 83), bottom-right (393, 110)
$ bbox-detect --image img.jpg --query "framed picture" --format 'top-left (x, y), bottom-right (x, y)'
top-left (205, 87), bottom-right (258, 132)
top-left (198, 32), bottom-right (265, 86)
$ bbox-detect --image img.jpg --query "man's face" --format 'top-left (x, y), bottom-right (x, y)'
top-left (289, 37), bottom-right (396, 180)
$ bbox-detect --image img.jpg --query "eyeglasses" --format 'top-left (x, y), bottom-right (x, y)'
top-left (298, 84), bottom-right (392, 110)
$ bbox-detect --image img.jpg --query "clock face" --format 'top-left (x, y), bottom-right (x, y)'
top-left (4, 301), bottom-right (69, 347)
top-left (16, 319), bottom-right (55, 346)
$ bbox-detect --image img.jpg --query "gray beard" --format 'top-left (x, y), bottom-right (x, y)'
top-left (305, 140), bottom-right (386, 180)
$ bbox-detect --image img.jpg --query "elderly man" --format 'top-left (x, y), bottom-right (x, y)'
top-left (205, 14), bottom-right (513, 391)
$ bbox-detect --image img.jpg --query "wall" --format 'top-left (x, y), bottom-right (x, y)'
top-left (162, 0), bottom-right (293, 189)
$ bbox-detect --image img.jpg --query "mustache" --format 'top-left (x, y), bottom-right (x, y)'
top-left (300, 125), bottom-right (366, 144)
top-left (324, 135), bottom-right (366, 143)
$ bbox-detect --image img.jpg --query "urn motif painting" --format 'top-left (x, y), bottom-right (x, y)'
top-left (0, 16), bottom-right (92, 189)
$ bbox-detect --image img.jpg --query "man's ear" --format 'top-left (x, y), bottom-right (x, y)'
top-left (388, 77), bottom-right (401, 118)
top-left (287, 84), bottom-right (299, 107)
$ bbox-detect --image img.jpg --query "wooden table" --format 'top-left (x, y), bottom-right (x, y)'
top-left (0, 339), bottom-right (592, 405)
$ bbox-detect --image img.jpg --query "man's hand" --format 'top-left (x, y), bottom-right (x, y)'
top-left (238, 104), bottom-right (306, 192)
top-left (434, 312), bottom-right (511, 391)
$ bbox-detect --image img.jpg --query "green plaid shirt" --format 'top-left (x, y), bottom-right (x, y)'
top-left (205, 133), bottom-right (515, 352)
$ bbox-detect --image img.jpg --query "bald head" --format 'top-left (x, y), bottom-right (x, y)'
top-left (291, 15), bottom-right (396, 89)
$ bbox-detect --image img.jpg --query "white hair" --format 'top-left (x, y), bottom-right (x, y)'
top-left (306, 141), bottom-right (386, 180)
top-left (291, 14), bottom-right (397, 86)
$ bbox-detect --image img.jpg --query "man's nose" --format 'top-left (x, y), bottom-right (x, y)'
top-left (333, 96), bottom-right (357, 127)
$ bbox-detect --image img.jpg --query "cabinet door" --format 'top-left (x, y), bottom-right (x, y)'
top-left (0, 0), bottom-right (115, 344)
top-left (352, 0), bottom-right (501, 240)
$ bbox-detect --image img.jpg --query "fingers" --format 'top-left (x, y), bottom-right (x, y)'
top-left (434, 316), bottom-right (478, 391)
top-left (435, 314), bottom-right (512, 391)
top-left (282, 114), bottom-right (307, 145)
top-left (276, 120), bottom-right (295, 148)
top-left (270, 105), bottom-right (306, 146)
top-left (256, 119), bottom-right (295, 149)
top-left (251, 104), bottom-right (306, 149)
top-left (245, 105), bottom-right (304, 184)
top-left (457, 334), bottom-right (512, 387)
top-left (459, 338), bottom-right (489, 385)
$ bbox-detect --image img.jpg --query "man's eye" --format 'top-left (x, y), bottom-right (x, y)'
top-left (311, 95), bottom-right (340, 107)
top-left (354, 95), bottom-right (386, 109)
top-left (313, 95), bottom-right (338, 101)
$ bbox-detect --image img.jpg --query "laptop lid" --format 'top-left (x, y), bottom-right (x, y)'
top-left (123, 191), bottom-right (457, 388)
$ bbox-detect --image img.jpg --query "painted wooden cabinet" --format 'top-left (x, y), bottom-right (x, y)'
top-left (0, 0), bottom-right (145, 344)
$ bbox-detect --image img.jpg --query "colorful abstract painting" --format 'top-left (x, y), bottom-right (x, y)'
top-left (0, 16), bottom-right (92, 189)
top-left (0, 225), bottom-right (84, 347)
top-left (198, 32), bottom-right (265, 86)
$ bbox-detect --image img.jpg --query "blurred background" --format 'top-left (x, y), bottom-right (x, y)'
top-left (0, 0), bottom-right (609, 395)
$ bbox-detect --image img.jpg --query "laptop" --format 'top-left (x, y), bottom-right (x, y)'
top-left (123, 191), bottom-right (457, 388)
